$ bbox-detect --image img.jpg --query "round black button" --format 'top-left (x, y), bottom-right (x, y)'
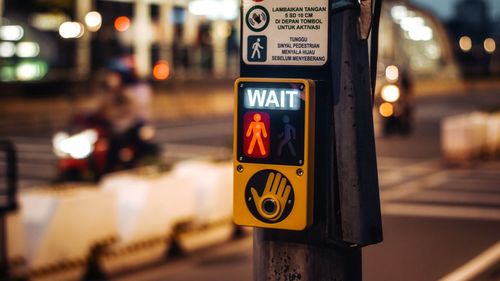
top-left (262, 198), bottom-right (277, 215)
top-left (245, 169), bottom-right (295, 224)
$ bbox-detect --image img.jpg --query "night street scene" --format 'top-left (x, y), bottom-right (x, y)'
top-left (0, 0), bottom-right (500, 280)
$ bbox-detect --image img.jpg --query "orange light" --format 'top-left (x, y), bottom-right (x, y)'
top-left (459, 36), bottom-right (472, 52)
top-left (114, 16), bottom-right (130, 32)
top-left (153, 61), bottom-right (170, 80)
top-left (484, 38), bottom-right (496, 54)
top-left (379, 102), bottom-right (394, 117)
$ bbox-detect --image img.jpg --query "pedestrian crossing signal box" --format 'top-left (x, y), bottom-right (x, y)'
top-left (233, 78), bottom-right (315, 231)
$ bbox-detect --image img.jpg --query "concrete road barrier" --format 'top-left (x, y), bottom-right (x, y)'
top-left (441, 112), bottom-right (488, 164)
top-left (18, 185), bottom-right (117, 281)
top-left (97, 161), bottom-right (234, 272)
top-left (171, 160), bottom-right (233, 225)
top-left (7, 160), bottom-right (235, 279)
top-left (485, 113), bottom-right (500, 158)
top-left (171, 160), bottom-right (234, 253)
top-left (98, 167), bottom-right (197, 273)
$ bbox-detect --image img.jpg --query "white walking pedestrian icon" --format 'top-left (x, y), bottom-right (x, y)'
top-left (251, 38), bottom-right (264, 59)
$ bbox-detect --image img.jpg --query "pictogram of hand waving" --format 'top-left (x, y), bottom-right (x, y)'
top-left (250, 172), bottom-right (291, 221)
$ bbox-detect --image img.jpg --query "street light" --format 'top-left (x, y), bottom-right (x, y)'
top-left (0, 25), bottom-right (24, 41)
top-left (85, 11), bottom-right (102, 32)
top-left (385, 65), bottom-right (399, 82)
top-left (188, 0), bottom-right (238, 20)
top-left (59, 21), bottom-right (85, 39)
top-left (16, 42), bottom-right (40, 58)
top-left (459, 36), bottom-right (472, 52)
top-left (484, 38), bottom-right (496, 54)
top-left (114, 16), bottom-right (130, 32)
top-left (0, 42), bottom-right (15, 58)
top-left (153, 60), bottom-right (170, 80)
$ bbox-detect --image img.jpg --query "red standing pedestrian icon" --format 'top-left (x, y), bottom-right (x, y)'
top-left (243, 112), bottom-right (270, 158)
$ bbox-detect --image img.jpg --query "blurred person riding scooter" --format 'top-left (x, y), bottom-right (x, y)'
top-left (97, 55), bottom-right (159, 171)
top-left (53, 56), bottom-right (160, 182)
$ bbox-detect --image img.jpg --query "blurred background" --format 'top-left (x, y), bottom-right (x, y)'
top-left (0, 0), bottom-right (499, 280)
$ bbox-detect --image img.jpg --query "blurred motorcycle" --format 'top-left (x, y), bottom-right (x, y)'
top-left (52, 113), bottom-right (160, 182)
top-left (375, 64), bottom-right (414, 135)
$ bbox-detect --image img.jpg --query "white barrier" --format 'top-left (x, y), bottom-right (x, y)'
top-left (172, 160), bottom-right (233, 224)
top-left (9, 160), bottom-right (236, 278)
top-left (171, 160), bottom-right (234, 252)
top-left (485, 113), bottom-right (500, 158)
top-left (101, 171), bottom-right (195, 243)
top-left (441, 112), bottom-right (500, 164)
top-left (99, 160), bottom-right (235, 262)
top-left (18, 185), bottom-right (117, 281)
top-left (98, 168), bottom-right (197, 273)
top-left (441, 112), bottom-right (488, 164)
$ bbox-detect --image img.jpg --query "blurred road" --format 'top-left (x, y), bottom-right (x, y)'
top-left (1, 117), bottom-right (234, 188)
top-left (1, 86), bottom-right (500, 280)
top-left (106, 158), bottom-right (500, 281)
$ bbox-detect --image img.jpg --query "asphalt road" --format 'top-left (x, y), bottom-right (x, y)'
top-left (2, 88), bottom-right (500, 281)
top-left (113, 89), bottom-right (500, 281)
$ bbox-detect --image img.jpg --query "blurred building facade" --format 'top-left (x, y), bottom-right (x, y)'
top-left (0, 0), bottom-right (467, 86)
top-left (446, 0), bottom-right (500, 77)
top-left (0, 0), bottom-right (240, 84)
top-left (378, 1), bottom-right (459, 81)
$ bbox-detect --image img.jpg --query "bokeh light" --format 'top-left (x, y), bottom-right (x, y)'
top-left (153, 60), bottom-right (171, 80)
top-left (0, 66), bottom-right (16, 81)
top-left (379, 102), bottom-right (394, 117)
top-left (59, 22), bottom-right (85, 39)
top-left (483, 38), bottom-right (496, 54)
top-left (459, 36), bottom-right (472, 52)
top-left (381, 85), bottom-right (400, 103)
top-left (0, 42), bottom-right (16, 58)
top-left (188, 0), bottom-right (238, 20)
top-left (385, 65), bottom-right (399, 82)
top-left (85, 11), bottom-right (102, 32)
top-left (31, 13), bottom-right (69, 31)
top-left (390, 5), bottom-right (408, 22)
top-left (0, 25), bottom-right (24, 41)
top-left (16, 61), bottom-right (48, 81)
top-left (114, 16), bottom-right (131, 32)
top-left (16, 42), bottom-right (40, 58)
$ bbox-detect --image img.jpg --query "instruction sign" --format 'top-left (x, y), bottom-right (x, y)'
top-left (233, 78), bottom-right (315, 230)
top-left (242, 0), bottom-right (328, 66)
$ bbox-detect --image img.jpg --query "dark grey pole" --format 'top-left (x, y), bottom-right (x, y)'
top-left (253, 2), bottom-right (382, 280)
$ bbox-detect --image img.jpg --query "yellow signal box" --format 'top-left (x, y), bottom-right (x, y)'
top-left (233, 78), bottom-right (315, 231)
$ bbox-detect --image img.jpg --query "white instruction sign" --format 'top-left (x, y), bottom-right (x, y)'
top-left (242, 0), bottom-right (328, 66)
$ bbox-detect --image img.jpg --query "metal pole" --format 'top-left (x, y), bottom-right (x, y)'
top-left (254, 231), bottom-right (361, 280)
top-left (253, 3), bottom-right (381, 280)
